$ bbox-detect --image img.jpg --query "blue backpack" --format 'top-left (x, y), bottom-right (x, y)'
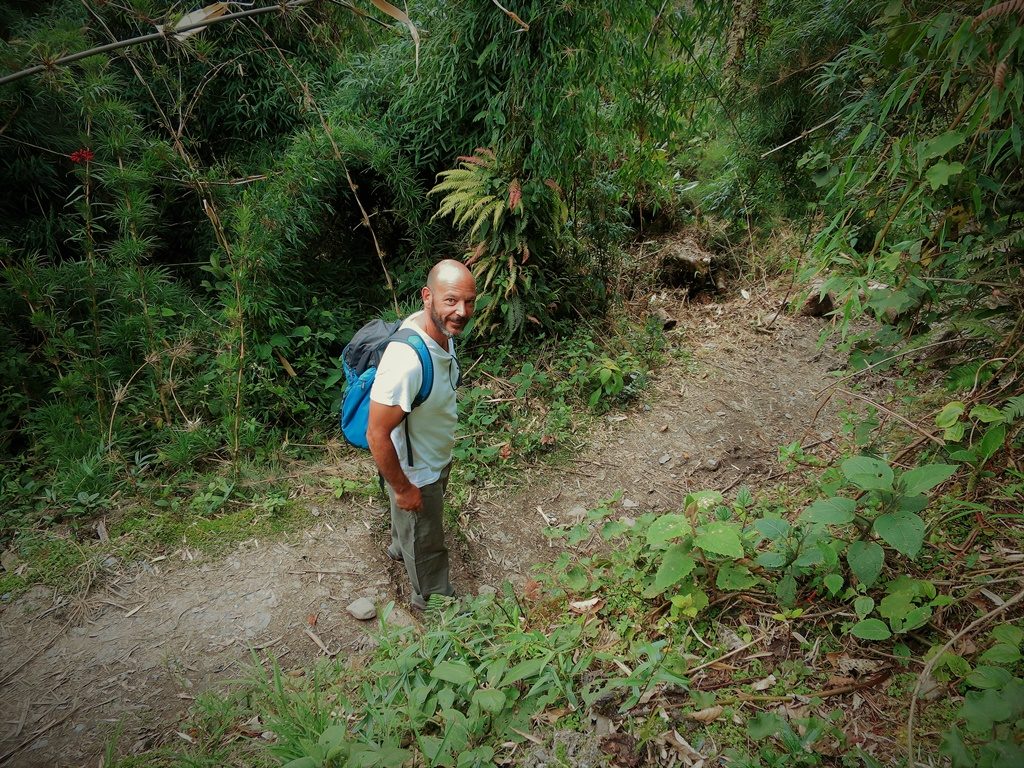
top-left (339, 319), bottom-right (434, 464)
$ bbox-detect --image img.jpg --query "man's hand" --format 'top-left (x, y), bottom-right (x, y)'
top-left (367, 400), bottom-right (422, 512)
top-left (394, 484), bottom-right (423, 513)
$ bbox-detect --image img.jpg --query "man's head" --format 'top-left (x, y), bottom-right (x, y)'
top-left (422, 259), bottom-right (477, 339)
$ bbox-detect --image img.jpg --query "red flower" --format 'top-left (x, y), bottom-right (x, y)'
top-left (70, 148), bottom-right (94, 164)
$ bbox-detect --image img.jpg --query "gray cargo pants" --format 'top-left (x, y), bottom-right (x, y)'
top-left (385, 463), bottom-right (454, 609)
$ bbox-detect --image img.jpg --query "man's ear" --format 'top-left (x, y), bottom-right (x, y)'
top-left (420, 285), bottom-right (431, 305)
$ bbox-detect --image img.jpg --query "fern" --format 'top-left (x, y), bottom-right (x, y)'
top-left (969, 227), bottom-right (1024, 261)
top-left (1003, 395), bottom-right (1024, 423)
top-left (974, 0), bottom-right (1024, 27)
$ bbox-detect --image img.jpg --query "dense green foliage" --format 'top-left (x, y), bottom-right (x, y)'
top-left (3, 1), bottom-right (1024, 763)
top-left (0, 0), bottom-right (684, 524)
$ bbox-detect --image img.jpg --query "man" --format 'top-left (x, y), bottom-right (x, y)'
top-left (366, 259), bottom-right (477, 610)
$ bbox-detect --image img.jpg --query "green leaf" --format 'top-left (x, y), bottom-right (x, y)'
top-left (747, 712), bottom-right (786, 740)
top-left (823, 573), bottom-right (844, 596)
top-left (960, 689), bottom-right (1013, 732)
top-left (896, 606), bottom-right (932, 633)
top-left (471, 688), bottom-right (507, 713)
top-left (653, 545), bottom-right (697, 592)
top-left (847, 541), bottom-right (885, 587)
top-left (979, 644), bottom-right (1022, 665)
top-left (753, 517), bottom-right (790, 540)
top-left (502, 656), bottom-right (549, 685)
top-left (563, 566), bottom-right (588, 591)
top-left (965, 666), bottom-right (1013, 690)
top-left (282, 759), bottom-right (319, 768)
top-left (850, 618), bottom-right (892, 640)
top-left (874, 510), bottom-right (925, 558)
top-left (776, 574), bottom-right (797, 607)
top-left (801, 497), bottom-right (856, 524)
top-left (646, 514), bottom-right (692, 545)
top-left (854, 595), bottom-right (875, 619)
top-left (970, 404), bottom-right (1005, 424)
top-left (841, 457), bottom-right (894, 491)
top-left (601, 520), bottom-right (630, 539)
top-left (695, 521), bottom-right (744, 559)
top-left (685, 490), bottom-right (724, 510)
top-left (668, 586), bottom-right (709, 618)
top-left (716, 563), bottom-right (758, 590)
top-left (319, 724), bottom-right (348, 748)
top-left (935, 401), bottom-right (965, 428)
top-left (978, 424), bottom-right (1006, 462)
top-left (991, 624), bottom-right (1024, 646)
top-left (431, 661), bottom-right (476, 686)
top-left (756, 551), bottom-right (786, 569)
top-left (899, 464), bottom-right (957, 496)
top-left (939, 727), bottom-right (974, 767)
top-left (925, 161), bottom-right (965, 190)
top-left (944, 422), bottom-right (966, 443)
top-left (918, 131), bottom-right (965, 162)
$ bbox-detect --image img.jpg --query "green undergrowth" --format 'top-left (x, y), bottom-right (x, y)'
top-left (0, 317), bottom-right (666, 600)
top-left (108, 439), bottom-right (1023, 767)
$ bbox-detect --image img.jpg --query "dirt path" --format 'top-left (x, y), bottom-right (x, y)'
top-left (0, 284), bottom-right (855, 767)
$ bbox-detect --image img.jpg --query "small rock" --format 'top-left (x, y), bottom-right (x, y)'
top-left (659, 454), bottom-right (672, 465)
top-left (704, 458), bottom-right (720, 472)
top-left (568, 505), bottom-right (588, 523)
top-left (310, 506), bottom-right (321, 517)
top-left (1, 549), bottom-right (20, 573)
top-left (715, 411), bottom-right (727, 417)
top-left (621, 498), bottom-right (639, 509)
top-left (101, 556), bottom-right (119, 570)
top-left (1, 593), bottom-right (10, 602)
top-left (621, 517), bottom-right (637, 528)
top-left (260, 731), bottom-right (277, 741)
top-left (477, 585), bottom-right (498, 596)
top-left (346, 598), bottom-right (377, 621)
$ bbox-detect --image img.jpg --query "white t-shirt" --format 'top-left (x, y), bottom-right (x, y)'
top-left (369, 311), bottom-right (460, 488)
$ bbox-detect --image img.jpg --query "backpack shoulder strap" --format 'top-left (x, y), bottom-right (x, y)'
top-left (387, 328), bottom-right (434, 408)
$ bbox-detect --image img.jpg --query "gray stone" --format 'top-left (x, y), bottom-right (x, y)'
top-left (704, 458), bottom-right (720, 471)
top-left (477, 585), bottom-right (498, 596)
top-left (346, 597), bottom-right (377, 621)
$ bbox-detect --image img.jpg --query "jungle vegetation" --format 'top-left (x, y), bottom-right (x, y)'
top-left (1, 0), bottom-right (1023, 764)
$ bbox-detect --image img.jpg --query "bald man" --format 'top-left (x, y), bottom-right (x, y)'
top-left (367, 260), bottom-right (477, 610)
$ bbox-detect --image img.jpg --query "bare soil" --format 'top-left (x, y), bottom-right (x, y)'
top-left (0, 283), bottom-right (857, 767)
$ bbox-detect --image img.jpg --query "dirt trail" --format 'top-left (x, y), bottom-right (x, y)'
top-left (0, 284), bottom-right (854, 767)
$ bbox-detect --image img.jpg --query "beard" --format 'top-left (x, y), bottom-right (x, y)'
top-left (430, 303), bottom-right (464, 338)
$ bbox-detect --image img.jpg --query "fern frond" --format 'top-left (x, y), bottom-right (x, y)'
top-left (432, 189), bottom-right (487, 222)
top-left (429, 179), bottom-right (486, 199)
top-left (492, 197), bottom-right (506, 231)
top-left (469, 199), bottom-right (504, 239)
top-left (994, 59), bottom-right (1009, 90)
top-left (1002, 394), bottom-right (1024, 422)
top-left (974, 0), bottom-right (1024, 27)
top-left (454, 195), bottom-right (497, 229)
top-left (970, 227), bottom-right (1024, 261)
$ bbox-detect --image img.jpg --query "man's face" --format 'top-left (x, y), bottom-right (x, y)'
top-left (426, 276), bottom-right (477, 338)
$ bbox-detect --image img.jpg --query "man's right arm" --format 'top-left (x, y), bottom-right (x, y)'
top-left (367, 400), bottom-right (423, 513)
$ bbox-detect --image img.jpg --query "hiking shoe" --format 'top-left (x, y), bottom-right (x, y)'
top-left (385, 546), bottom-right (402, 562)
